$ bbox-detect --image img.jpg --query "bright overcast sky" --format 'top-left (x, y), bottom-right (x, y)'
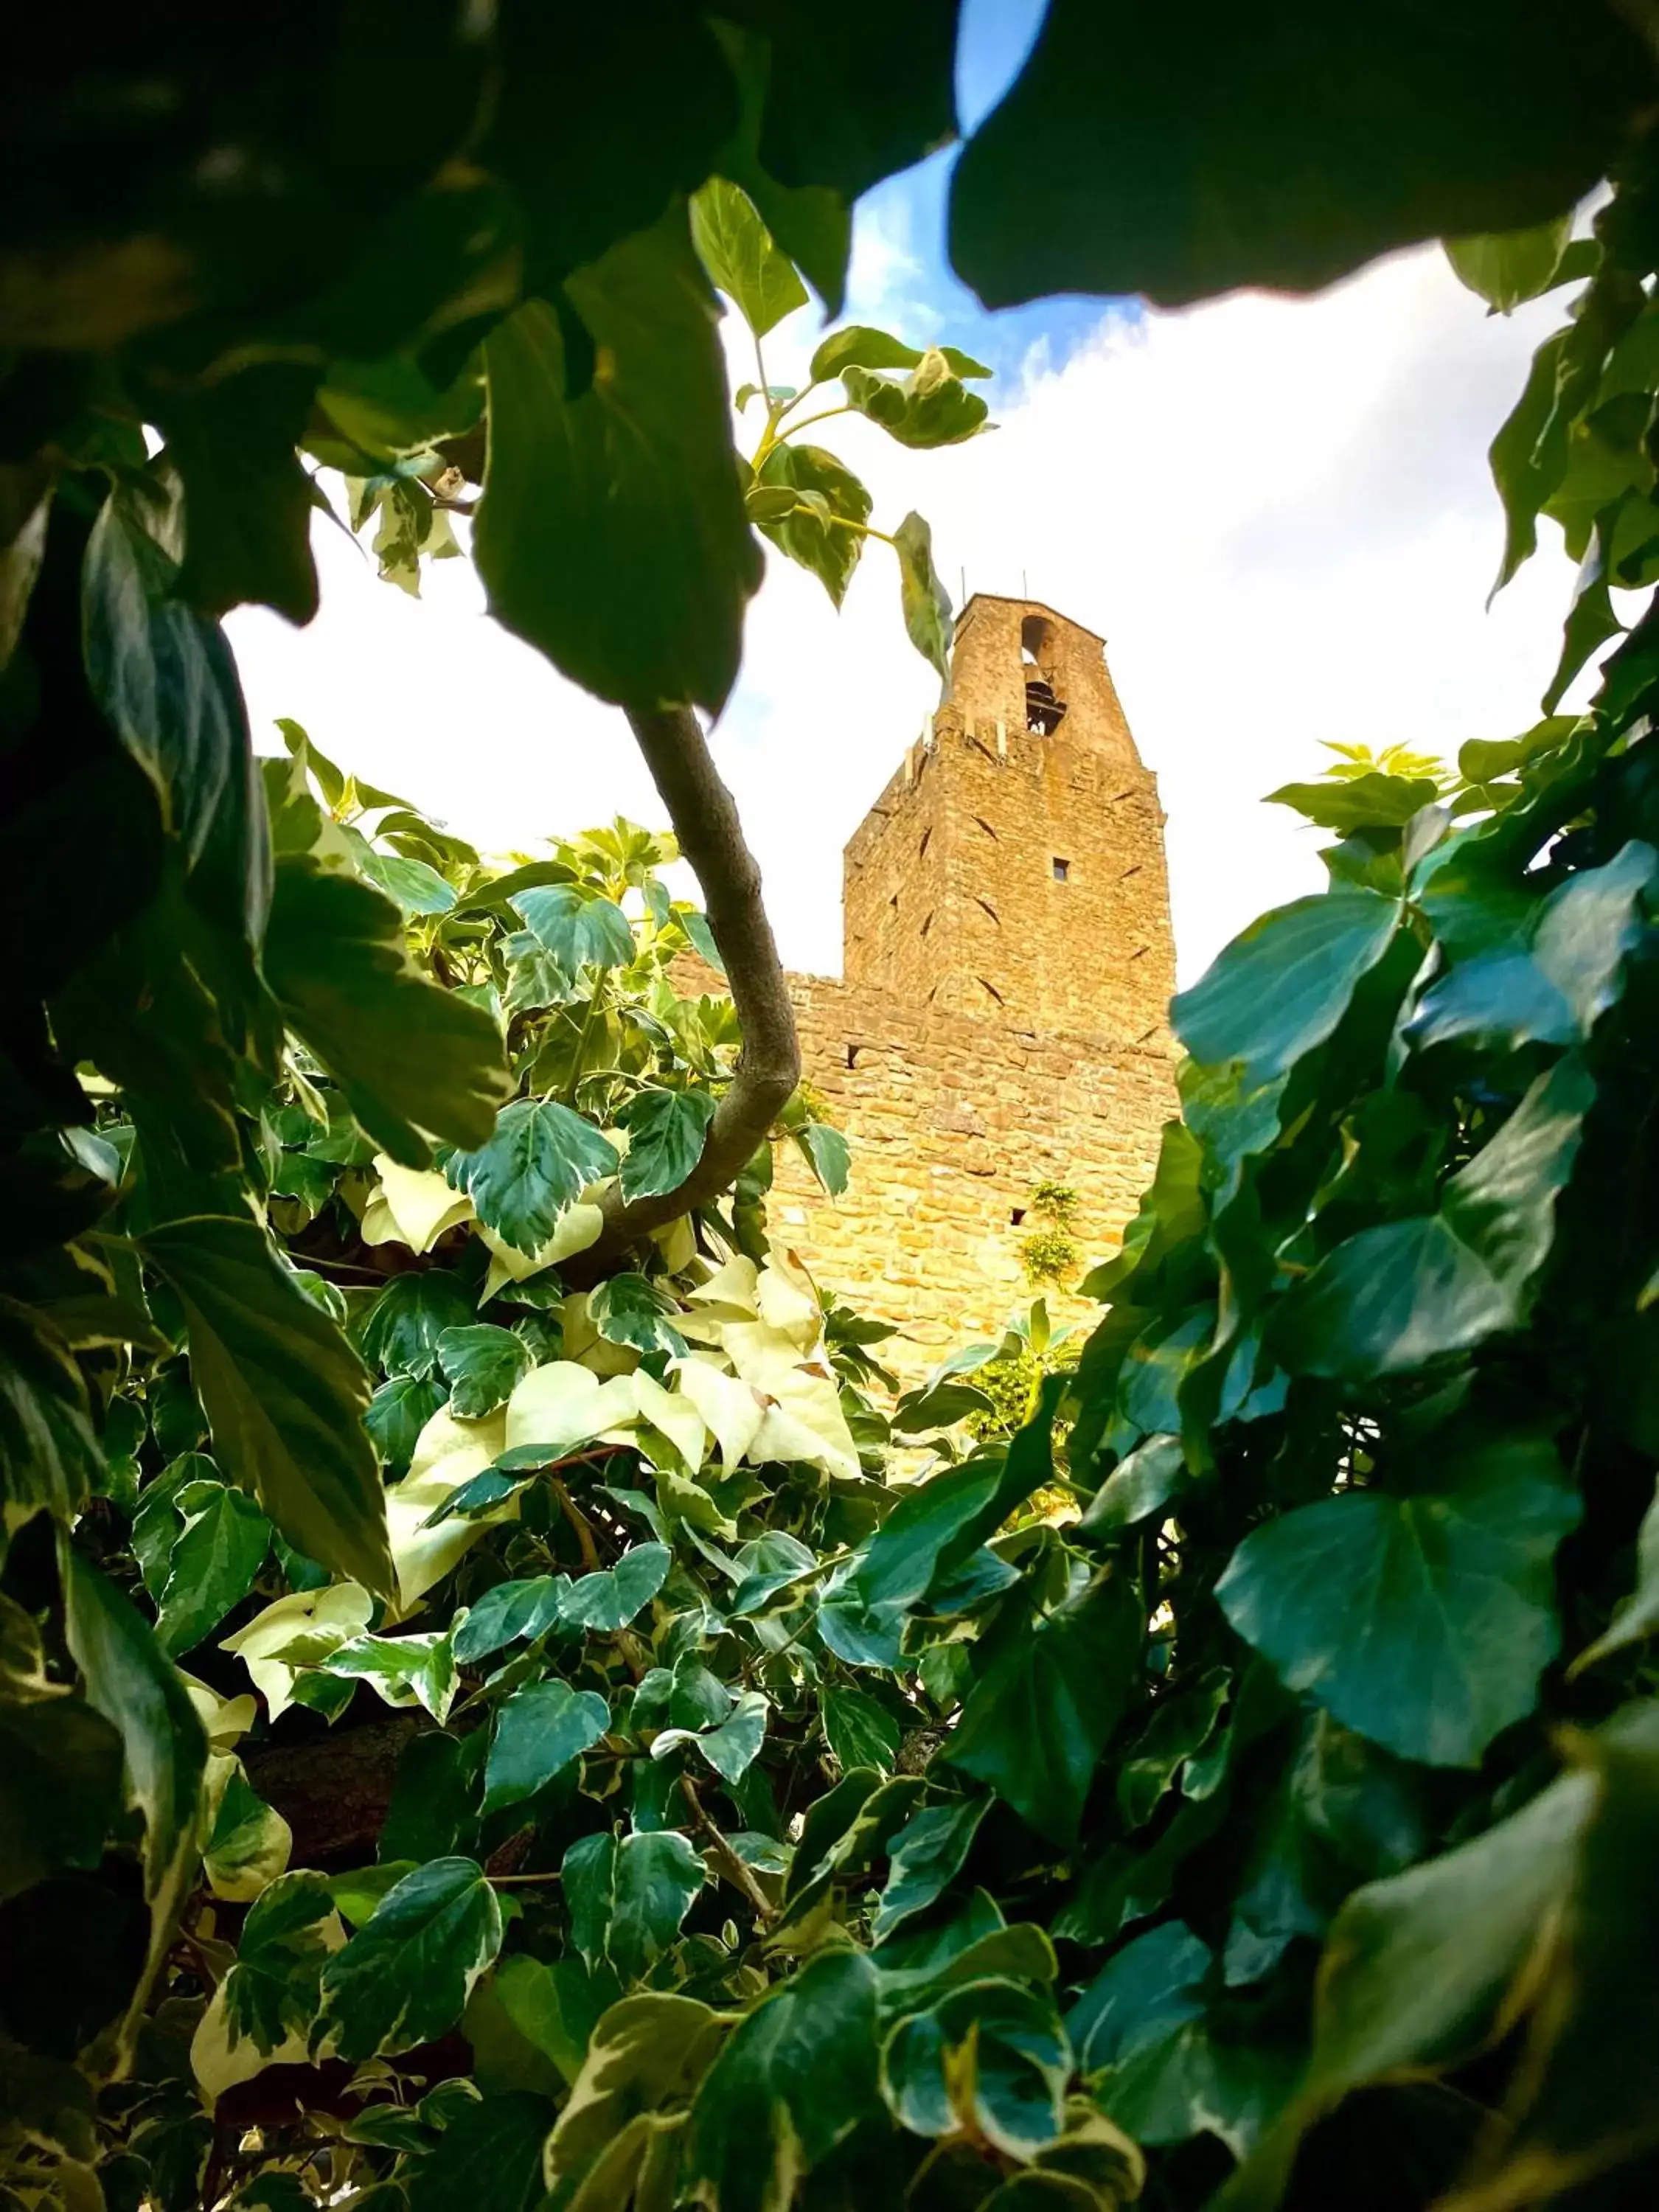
top-left (227, 1), bottom-right (1602, 990)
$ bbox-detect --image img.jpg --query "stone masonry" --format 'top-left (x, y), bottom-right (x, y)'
top-left (766, 595), bottom-right (1178, 1378)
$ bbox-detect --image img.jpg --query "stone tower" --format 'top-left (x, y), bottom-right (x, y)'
top-left (842, 596), bottom-right (1174, 1043)
top-left (738, 594), bottom-right (1179, 1377)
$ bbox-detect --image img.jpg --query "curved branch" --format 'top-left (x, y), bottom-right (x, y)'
top-left (585, 703), bottom-right (799, 1263)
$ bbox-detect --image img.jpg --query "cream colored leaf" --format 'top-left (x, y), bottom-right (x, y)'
top-left (367, 1156), bottom-right (476, 1253)
top-left (650, 1214), bottom-right (697, 1272)
top-left (386, 1405), bottom-right (513, 1615)
top-left (672, 1357), bottom-right (765, 1470)
top-left (477, 1203), bottom-right (604, 1298)
top-left (686, 1253), bottom-right (760, 1312)
top-left (756, 1248), bottom-right (821, 1346)
top-left (561, 1291), bottom-right (645, 1377)
top-left (178, 1672), bottom-right (260, 1755)
top-left (629, 1369), bottom-right (709, 1473)
top-left (221, 1584), bottom-right (375, 1721)
top-left (504, 1361), bottom-right (640, 1459)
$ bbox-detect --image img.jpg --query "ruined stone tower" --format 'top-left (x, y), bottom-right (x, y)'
top-left (768, 594), bottom-right (1179, 1376)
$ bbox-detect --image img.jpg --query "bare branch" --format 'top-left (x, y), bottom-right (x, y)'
top-left (584, 702), bottom-right (800, 1263)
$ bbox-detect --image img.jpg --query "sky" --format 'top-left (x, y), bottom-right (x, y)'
top-left (226, 0), bottom-right (1604, 990)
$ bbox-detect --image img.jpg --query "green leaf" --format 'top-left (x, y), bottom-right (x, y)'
top-left (690, 1691), bottom-right (768, 1784)
top-left (482, 1681), bottom-right (610, 1814)
top-left (561, 1543), bottom-right (672, 1634)
top-left (436, 1325), bottom-right (533, 1419)
top-left (563, 1830), bottom-right (706, 1982)
top-left (1216, 1428), bottom-right (1580, 1765)
top-left (586, 1272), bottom-right (689, 1359)
top-left (690, 177), bottom-right (808, 336)
top-left (320, 1857), bottom-right (502, 2061)
top-left (1575, 1476), bottom-right (1659, 1672)
top-left (357, 847), bottom-right (456, 919)
top-left (453, 1576), bottom-right (564, 1666)
top-left (444, 1099), bottom-right (619, 1258)
top-left (361, 1273), bottom-right (476, 1383)
top-left (1079, 1434), bottom-right (1187, 1539)
top-left (0, 1298), bottom-right (105, 1523)
top-left (474, 1953), bottom-right (619, 2091)
top-left (823, 1684), bottom-right (901, 1775)
top-left (543, 1992), bottom-right (724, 2194)
top-left (794, 1120), bottom-right (852, 1197)
top-left (263, 859), bottom-right (509, 1166)
top-left (882, 1978), bottom-right (1069, 2159)
top-left (616, 1088), bottom-right (717, 1203)
top-left (1067, 1921), bottom-right (1211, 2078)
top-left (155, 1480), bottom-right (271, 1655)
top-left (510, 883), bottom-right (636, 972)
top-left (154, 361), bottom-right (321, 622)
top-left (688, 1950), bottom-right (880, 2212)
top-left (203, 1764), bottom-right (292, 1902)
top-left (140, 1215), bottom-right (394, 1597)
top-left (1277, 1055), bottom-right (1596, 1377)
top-left (322, 1630), bottom-right (461, 1725)
top-left (1408, 840), bottom-right (1657, 1053)
top-left (893, 510), bottom-right (953, 678)
top-left (842, 354), bottom-right (990, 448)
top-left (1445, 216), bottom-right (1574, 312)
top-left (220, 1871), bottom-right (338, 2056)
top-left (406, 2090), bottom-right (554, 2212)
top-left (874, 1798), bottom-right (990, 1941)
top-left (1543, 498), bottom-right (1627, 712)
top-left (0, 1689), bottom-right (125, 1903)
top-left (1172, 888), bottom-right (1402, 1080)
top-left (365, 1375), bottom-right (449, 1473)
top-left (82, 484), bottom-right (270, 951)
top-left (752, 443), bottom-right (872, 607)
top-left (947, 1), bottom-right (1644, 306)
top-left (854, 1384), bottom-right (1064, 1610)
top-left (1265, 771), bottom-right (1441, 831)
top-left (476, 216), bottom-right (762, 714)
top-left (809, 327), bottom-right (992, 382)
top-left (946, 1574), bottom-right (1141, 1843)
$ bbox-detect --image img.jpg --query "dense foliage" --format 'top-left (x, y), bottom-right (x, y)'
top-left (7, 8), bottom-right (1659, 2212)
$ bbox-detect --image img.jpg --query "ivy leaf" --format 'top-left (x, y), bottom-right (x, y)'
top-left (822, 1685), bottom-right (901, 1775)
top-left (481, 1682), bottom-right (610, 1814)
top-left (689, 177), bottom-right (808, 336)
top-left (0, 1300), bottom-right (105, 1523)
top-left (809, 327), bottom-right (992, 382)
top-left (1216, 1429), bottom-right (1581, 1765)
top-left (874, 1798), bottom-right (990, 1941)
top-left (365, 1375), bottom-right (449, 1473)
top-left (752, 443), bottom-right (872, 607)
top-left (82, 485), bottom-right (270, 952)
top-left (616, 1088), bottom-right (717, 1203)
top-left (1445, 216), bottom-right (1573, 312)
top-left (361, 1273), bottom-right (476, 1384)
top-left (1276, 1055), bottom-right (1596, 1377)
top-left (155, 1479), bottom-right (271, 1655)
top-left (946, 1576), bottom-right (1141, 1845)
top-left (262, 859), bottom-right (510, 1168)
top-left (154, 361), bottom-right (321, 622)
top-left (0, 1690), bottom-right (125, 1904)
top-left (560, 1543), bottom-right (672, 1633)
top-left (322, 1630), bottom-right (461, 1725)
top-left (406, 2091), bottom-right (554, 2212)
top-left (139, 1215), bottom-right (393, 1598)
top-left (794, 1121), bottom-right (851, 1197)
top-left (543, 1992), bottom-right (724, 2195)
top-left (319, 1857), bottom-right (502, 2062)
top-left (509, 883), bottom-right (636, 973)
top-left (202, 1765), bottom-right (293, 1903)
top-left (219, 1871), bottom-right (339, 2056)
top-left (587, 1273), bottom-right (688, 1359)
top-left (841, 355), bottom-right (990, 448)
top-left (1172, 888), bottom-right (1402, 1081)
top-left (453, 1577), bottom-right (566, 1666)
top-left (476, 216), bottom-right (762, 715)
top-left (1407, 841), bottom-right (1656, 1054)
top-left (444, 1099), bottom-right (619, 1258)
top-left (882, 1978), bottom-right (1069, 2160)
top-left (687, 1951), bottom-right (880, 2212)
top-left (1265, 771), bottom-right (1441, 831)
top-left (436, 1325), bottom-right (533, 1419)
top-left (562, 1830), bottom-right (706, 1982)
top-left (893, 509), bottom-right (952, 678)
top-left (1067, 1921), bottom-right (1211, 2078)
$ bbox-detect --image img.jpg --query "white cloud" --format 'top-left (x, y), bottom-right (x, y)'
top-left (228, 243), bottom-right (1593, 992)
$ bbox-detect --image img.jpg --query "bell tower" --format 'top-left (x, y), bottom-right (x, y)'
top-left (841, 595), bottom-right (1175, 1043)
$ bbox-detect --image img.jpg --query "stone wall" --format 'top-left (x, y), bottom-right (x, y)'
top-left (768, 972), bottom-right (1177, 1372)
